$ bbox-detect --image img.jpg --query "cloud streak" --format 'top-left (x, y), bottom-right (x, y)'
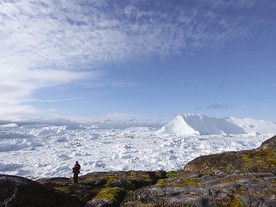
top-left (207, 103), bottom-right (234, 110)
top-left (1, 0), bottom-right (264, 71)
top-left (0, 69), bottom-right (95, 103)
top-left (0, 67), bottom-right (98, 120)
top-left (0, 0), bottom-right (271, 120)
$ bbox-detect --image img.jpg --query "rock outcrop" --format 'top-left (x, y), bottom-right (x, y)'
top-left (0, 174), bottom-right (83, 207)
top-left (37, 171), bottom-right (166, 207)
top-left (121, 135), bottom-right (276, 207)
top-left (183, 135), bottom-right (276, 174)
top-left (260, 135), bottom-right (276, 150)
top-left (1, 136), bottom-right (275, 207)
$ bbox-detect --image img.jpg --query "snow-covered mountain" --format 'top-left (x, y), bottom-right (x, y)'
top-left (157, 114), bottom-right (276, 136)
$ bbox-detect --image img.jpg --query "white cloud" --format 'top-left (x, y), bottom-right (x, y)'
top-left (0, 68), bottom-right (95, 102)
top-left (207, 103), bottom-right (234, 110)
top-left (0, 0), bottom-right (265, 120)
top-left (0, 0), bottom-right (257, 71)
top-left (0, 104), bottom-right (38, 121)
top-left (0, 68), bottom-right (98, 120)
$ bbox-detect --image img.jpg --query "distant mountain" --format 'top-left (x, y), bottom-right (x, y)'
top-left (157, 114), bottom-right (276, 136)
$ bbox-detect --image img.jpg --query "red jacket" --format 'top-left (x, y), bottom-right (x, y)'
top-left (73, 163), bottom-right (81, 174)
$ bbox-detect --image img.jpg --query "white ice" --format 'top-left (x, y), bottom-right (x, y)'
top-left (157, 114), bottom-right (276, 136)
top-left (0, 117), bottom-right (274, 180)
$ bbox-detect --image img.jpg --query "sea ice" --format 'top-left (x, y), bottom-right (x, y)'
top-left (0, 116), bottom-right (274, 179)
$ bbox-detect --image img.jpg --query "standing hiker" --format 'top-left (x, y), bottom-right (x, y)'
top-left (72, 161), bottom-right (81, 184)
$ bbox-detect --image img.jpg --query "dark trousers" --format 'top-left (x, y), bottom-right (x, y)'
top-left (73, 173), bottom-right (79, 184)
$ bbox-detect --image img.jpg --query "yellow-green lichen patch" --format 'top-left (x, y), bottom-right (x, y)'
top-left (182, 178), bottom-right (198, 185)
top-left (155, 179), bottom-right (166, 186)
top-left (126, 202), bottom-right (157, 207)
top-left (128, 171), bottom-right (138, 177)
top-left (216, 197), bottom-right (232, 207)
top-left (216, 195), bottom-right (243, 207)
top-left (241, 149), bottom-right (276, 172)
top-left (106, 177), bottom-right (117, 186)
top-left (166, 171), bottom-right (177, 178)
top-left (54, 186), bottom-right (71, 194)
top-left (128, 171), bottom-right (151, 180)
top-left (215, 175), bottom-right (241, 185)
top-left (230, 196), bottom-right (242, 207)
top-left (95, 187), bottom-right (127, 202)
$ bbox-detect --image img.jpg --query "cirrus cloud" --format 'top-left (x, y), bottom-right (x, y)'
top-left (0, 0), bottom-right (272, 121)
top-left (1, 0), bottom-right (263, 71)
top-left (207, 103), bottom-right (234, 110)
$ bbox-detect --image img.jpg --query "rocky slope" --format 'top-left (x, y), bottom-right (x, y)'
top-left (121, 135), bottom-right (276, 207)
top-left (1, 136), bottom-right (275, 207)
top-left (0, 174), bottom-right (83, 207)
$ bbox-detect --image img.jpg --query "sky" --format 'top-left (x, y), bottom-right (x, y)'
top-left (0, 0), bottom-right (276, 123)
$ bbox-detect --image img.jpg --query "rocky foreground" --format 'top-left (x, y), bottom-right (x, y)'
top-left (1, 136), bottom-right (275, 207)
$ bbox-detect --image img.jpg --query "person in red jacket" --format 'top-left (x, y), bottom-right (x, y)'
top-left (72, 161), bottom-right (81, 184)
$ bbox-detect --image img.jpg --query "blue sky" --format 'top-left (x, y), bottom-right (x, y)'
top-left (0, 0), bottom-right (276, 122)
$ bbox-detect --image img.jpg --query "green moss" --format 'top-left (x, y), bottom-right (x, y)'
top-left (126, 189), bottom-right (134, 195)
top-left (129, 171), bottom-right (137, 177)
top-left (106, 177), bottom-right (136, 189)
top-left (124, 200), bottom-right (155, 206)
top-left (166, 171), bottom-right (177, 178)
top-left (155, 171), bottom-right (166, 178)
top-left (128, 171), bottom-right (150, 179)
top-left (216, 195), bottom-right (243, 207)
top-left (216, 197), bottom-right (232, 206)
top-left (125, 201), bottom-right (137, 204)
top-left (216, 175), bottom-right (240, 184)
top-left (95, 187), bottom-right (126, 202)
top-left (182, 178), bottom-right (198, 185)
top-left (54, 186), bottom-right (70, 194)
top-left (267, 157), bottom-right (276, 164)
top-left (241, 149), bottom-right (276, 172)
top-left (106, 178), bottom-right (117, 186)
top-left (141, 174), bottom-right (150, 179)
top-left (271, 189), bottom-right (276, 194)
top-left (49, 182), bottom-right (67, 188)
top-left (126, 179), bottom-right (135, 188)
top-left (155, 179), bottom-right (166, 186)
top-left (134, 203), bottom-right (156, 207)
top-left (230, 196), bottom-right (242, 207)
top-left (82, 175), bottom-right (99, 182)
